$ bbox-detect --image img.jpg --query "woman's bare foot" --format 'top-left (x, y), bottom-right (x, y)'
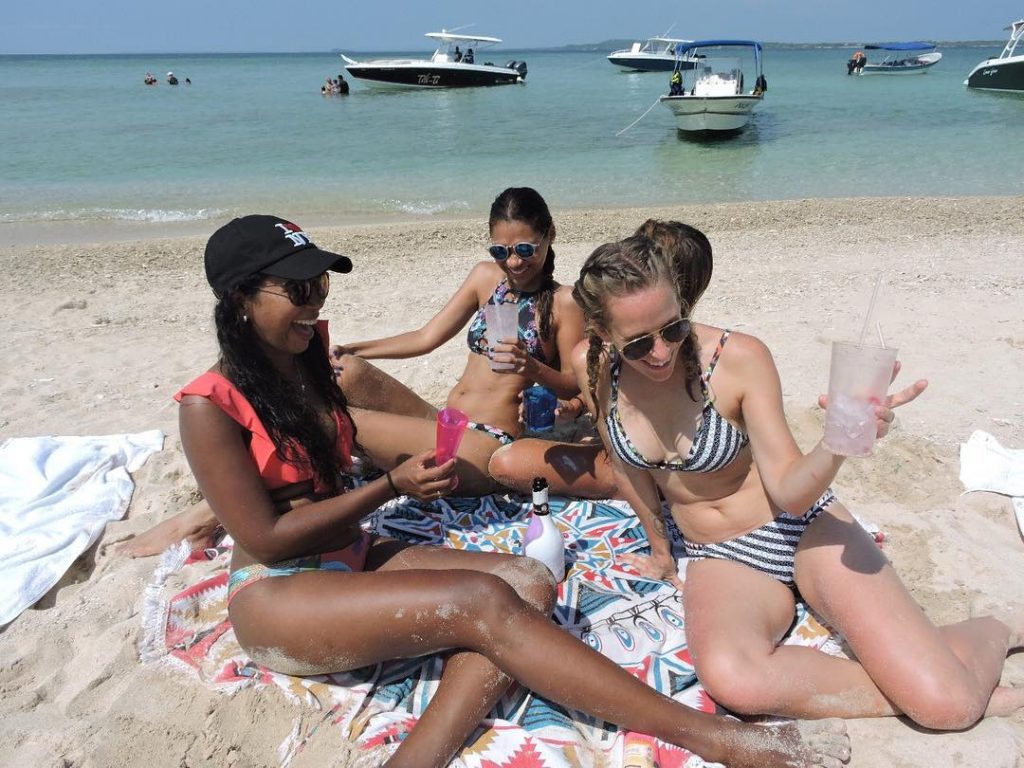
top-left (723, 719), bottom-right (851, 768)
top-left (115, 501), bottom-right (220, 558)
top-left (969, 598), bottom-right (1024, 648)
top-left (984, 686), bottom-right (1024, 718)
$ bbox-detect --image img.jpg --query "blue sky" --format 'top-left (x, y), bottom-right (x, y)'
top-left (3, 0), bottom-right (1021, 54)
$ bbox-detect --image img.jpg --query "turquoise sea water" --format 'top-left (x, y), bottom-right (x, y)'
top-left (2, 45), bottom-right (1022, 233)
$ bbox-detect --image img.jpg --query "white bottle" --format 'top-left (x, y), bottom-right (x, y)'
top-left (522, 476), bottom-right (565, 582)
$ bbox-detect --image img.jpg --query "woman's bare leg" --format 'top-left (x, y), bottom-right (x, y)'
top-left (230, 545), bottom-right (850, 768)
top-left (796, 502), bottom-right (1023, 728)
top-left (686, 501), bottom-right (1022, 729)
top-left (336, 354), bottom-right (438, 420)
top-left (366, 541), bottom-right (554, 767)
top-left (489, 439), bottom-right (618, 498)
top-left (351, 407), bottom-right (500, 496)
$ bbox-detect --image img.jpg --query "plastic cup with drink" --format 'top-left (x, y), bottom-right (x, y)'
top-left (484, 301), bottom-right (519, 371)
top-left (435, 407), bottom-right (468, 490)
top-left (522, 385), bottom-right (558, 433)
top-left (822, 275), bottom-right (897, 457)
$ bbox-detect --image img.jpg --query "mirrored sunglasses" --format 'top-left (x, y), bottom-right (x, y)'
top-left (620, 318), bottom-right (690, 361)
top-left (488, 242), bottom-right (540, 261)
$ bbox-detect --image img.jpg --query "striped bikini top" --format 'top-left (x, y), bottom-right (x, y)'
top-left (604, 330), bottom-right (749, 473)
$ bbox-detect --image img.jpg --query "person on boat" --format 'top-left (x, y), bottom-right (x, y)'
top-left (464, 47), bottom-right (475, 64)
top-left (453, 45), bottom-right (462, 62)
top-left (669, 69), bottom-right (683, 96)
top-left (331, 186), bottom-right (612, 498)
top-left (847, 51), bottom-right (867, 75)
top-left (172, 212), bottom-right (852, 768)
top-left (570, 230), bottom-right (1024, 730)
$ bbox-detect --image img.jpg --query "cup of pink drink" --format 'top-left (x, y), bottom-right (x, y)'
top-left (435, 407), bottom-right (468, 489)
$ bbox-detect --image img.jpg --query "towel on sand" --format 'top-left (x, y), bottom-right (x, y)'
top-left (959, 430), bottom-right (1024, 537)
top-left (140, 493), bottom-right (837, 767)
top-left (0, 430), bottom-right (164, 626)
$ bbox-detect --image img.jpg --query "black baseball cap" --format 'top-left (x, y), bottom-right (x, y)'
top-left (205, 214), bottom-right (353, 296)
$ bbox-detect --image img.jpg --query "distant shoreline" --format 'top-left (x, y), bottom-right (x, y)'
top-left (0, 39), bottom-right (1006, 57)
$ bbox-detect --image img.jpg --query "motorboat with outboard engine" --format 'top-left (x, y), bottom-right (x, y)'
top-left (607, 36), bottom-right (695, 72)
top-left (965, 19), bottom-right (1024, 92)
top-left (849, 42), bottom-right (942, 75)
top-left (341, 31), bottom-right (526, 89)
top-left (659, 40), bottom-right (766, 135)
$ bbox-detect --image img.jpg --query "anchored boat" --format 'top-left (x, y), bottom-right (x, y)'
top-left (341, 31), bottom-right (526, 89)
top-left (849, 42), bottom-right (942, 75)
top-left (965, 20), bottom-right (1024, 92)
top-left (659, 40), bottom-right (766, 136)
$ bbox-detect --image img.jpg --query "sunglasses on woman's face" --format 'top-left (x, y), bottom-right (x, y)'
top-left (258, 272), bottom-right (330, 306)
top-left (488, 242), bottom-right (541, 261)
top-left (619, 317), bottom-right (690, 361)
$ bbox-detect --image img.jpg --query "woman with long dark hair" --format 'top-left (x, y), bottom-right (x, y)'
top-left (334, 186), bottom-right (615, 497)
top-left (174, 213), bottom-right (852, 768)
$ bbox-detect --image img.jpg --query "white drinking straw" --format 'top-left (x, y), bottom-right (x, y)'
top-left (876, 321), bottom-right (886, 348)
top-left (858, 274), bottom-right (883, 346)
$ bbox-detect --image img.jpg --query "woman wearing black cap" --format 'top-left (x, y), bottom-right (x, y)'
top-left (167, 214), bottom-right (851, 768)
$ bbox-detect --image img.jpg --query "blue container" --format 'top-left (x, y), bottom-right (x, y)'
top-left (523, 385), bottom-right (558, 432)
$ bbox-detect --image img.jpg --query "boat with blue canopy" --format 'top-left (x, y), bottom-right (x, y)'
top-left (659, 39), bottom-right (766, 135)
top-left (848, 42), bottom-right (942, 75)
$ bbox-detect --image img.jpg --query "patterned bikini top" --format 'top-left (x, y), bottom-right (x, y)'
top-left (466, 278), bottom-right (548, 364)
top-left (604, 330), bottom-right (749, 473)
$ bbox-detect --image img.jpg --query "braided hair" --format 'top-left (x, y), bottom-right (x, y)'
top-left (214, 275), bottom-right (358, 496)
top-left (572, 235), bottom-right (703, 420)
top-left (488, 187), bottom-right (557, 341)
top-left (633, 219), bottom-right (713, 309)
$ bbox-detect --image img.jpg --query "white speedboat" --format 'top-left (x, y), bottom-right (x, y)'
top-left (852, 42), bottom-right (942, 75)
top-left (659, 40), bottom-right (766, 135)
top-left (341, 31), bottom-right (526, 89)
top-left (965, 19), bottom-right (1024, 92)
top-left (607, 36), bottom-right (695, 72)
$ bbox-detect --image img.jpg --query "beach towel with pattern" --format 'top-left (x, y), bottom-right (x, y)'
top-left (140, 494), bottom-right (838, 767)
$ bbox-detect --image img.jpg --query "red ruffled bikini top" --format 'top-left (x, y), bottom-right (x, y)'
top-left (174, 320), bottom-right (354, 492)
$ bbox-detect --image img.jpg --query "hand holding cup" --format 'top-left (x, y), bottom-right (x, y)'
top-left (390, 449), bottom-right (457, 502)
top-left (820, 355), bottom-right (928, 455)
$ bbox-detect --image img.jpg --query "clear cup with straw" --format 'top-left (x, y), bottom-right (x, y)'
top-left (822, 275), bottom-right (899, 457)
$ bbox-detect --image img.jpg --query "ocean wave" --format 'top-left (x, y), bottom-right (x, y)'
top-left (0, 207), bottom-right (225, 224)
top-left (376, 198), bottom-right (471, 217)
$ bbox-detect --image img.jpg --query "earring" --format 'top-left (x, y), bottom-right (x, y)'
top-left (242, 314), bottom-right (249, 322)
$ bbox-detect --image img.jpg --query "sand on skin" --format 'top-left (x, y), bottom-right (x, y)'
top-left (1, 196), bottom-right (1023, 767)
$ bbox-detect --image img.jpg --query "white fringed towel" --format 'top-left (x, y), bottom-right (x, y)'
top-left (0, 430), bottom-right (164, 625)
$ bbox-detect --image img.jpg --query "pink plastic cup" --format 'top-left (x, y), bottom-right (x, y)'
top-left (435, 408), bottom-right (469, 490)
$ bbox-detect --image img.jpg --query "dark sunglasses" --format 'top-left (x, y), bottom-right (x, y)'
top-left (258, 273), bottom-right (330, 306)
top-left (619, 318), bottom-right (690, 361)
top-left (488, 242), bottom-right (541, 261)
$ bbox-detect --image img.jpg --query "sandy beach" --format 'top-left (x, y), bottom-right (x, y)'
top-left (1, 196), bottom-right (1023, 767)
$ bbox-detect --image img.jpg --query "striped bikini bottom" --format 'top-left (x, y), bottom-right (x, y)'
top-left (682, 489), bottom-right (836, 588)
